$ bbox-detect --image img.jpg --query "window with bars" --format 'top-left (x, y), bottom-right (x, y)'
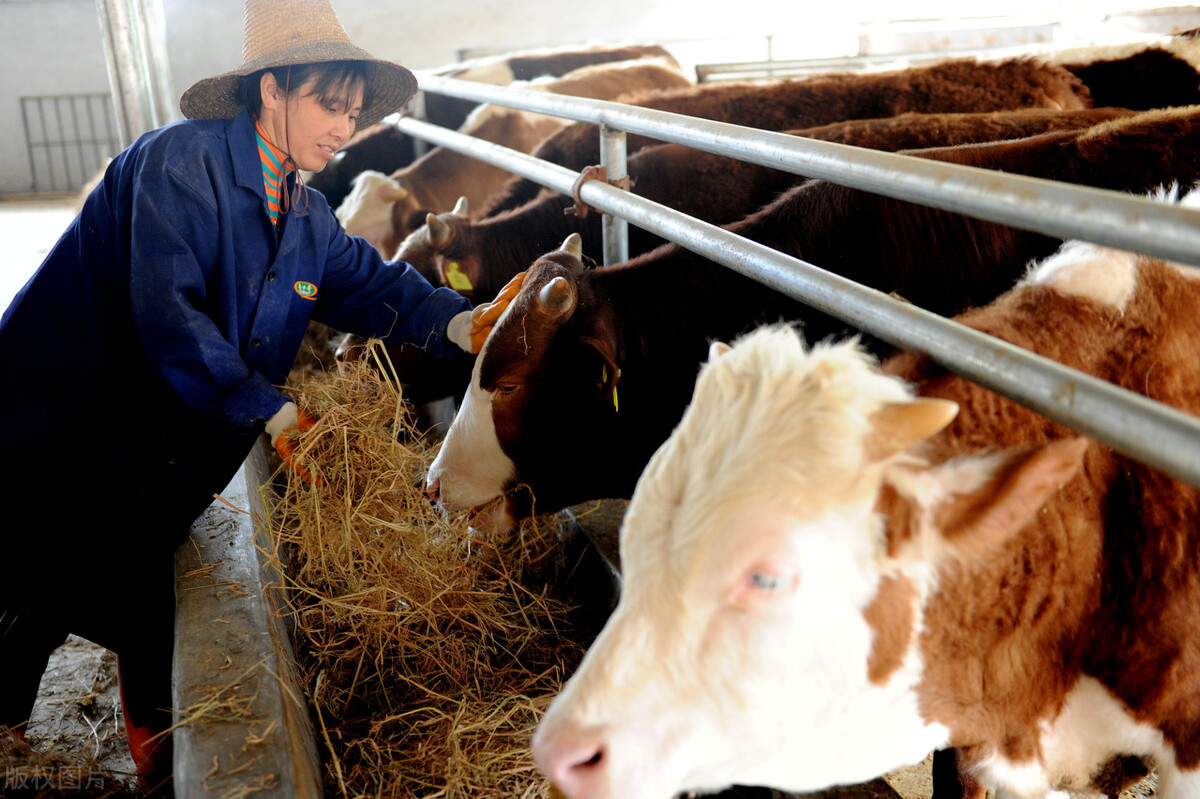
top-left (21, 94), bottom-right (120, 195)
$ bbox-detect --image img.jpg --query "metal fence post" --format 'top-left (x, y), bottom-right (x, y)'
top-left (599, 124), bottom-right (628, 266)
top-left (95, 0), bottom-right (175, 148)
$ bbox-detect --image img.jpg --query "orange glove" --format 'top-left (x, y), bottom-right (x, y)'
top-left (468, 271), bottom-right (526, 353)
top-left (266, 402), bottom-right (320, 485)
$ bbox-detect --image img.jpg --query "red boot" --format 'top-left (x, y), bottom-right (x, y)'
top-left (117, 661), bottom-right (173, 790)
top-left (123, 719), bottom-right (172, 789)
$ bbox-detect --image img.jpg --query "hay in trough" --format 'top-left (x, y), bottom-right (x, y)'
top-left (262, 341), bottom-right (591, 798)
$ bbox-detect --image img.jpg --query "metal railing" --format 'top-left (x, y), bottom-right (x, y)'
top-left (405, 73), bottom-right (1200, 488)
top-left (20, 94), bottom-right (119, 194)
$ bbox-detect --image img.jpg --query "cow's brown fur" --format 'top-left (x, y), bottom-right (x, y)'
top-left (367, 59), bottom-right (691, 254)
top-left (481, 57), bottom-right (1093, 215)
top-left (863, 574), bottom-right (919, 685)
top-left (402, 106), bottom-right (1131, 303)
top-left (881, 259), bottom-right (1200, 778)
top-left (424, 44), bottom-right (680, 134)
top-left (461, 105), bottom-right (1200, 519)
top-left (1057, 44), bottom-right (1200, 110)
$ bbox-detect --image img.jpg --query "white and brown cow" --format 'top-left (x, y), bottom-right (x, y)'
top-left (530, 198), bottom-right (1200, 798)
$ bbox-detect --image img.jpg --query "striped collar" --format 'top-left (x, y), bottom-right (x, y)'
top-left (254, 119), bottom-right (291, 226)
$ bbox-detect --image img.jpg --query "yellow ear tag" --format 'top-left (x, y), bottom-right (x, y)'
top-left (602, 365), bottom-right (622, 412)
top-left (445, 261), bottom-right (474, 292)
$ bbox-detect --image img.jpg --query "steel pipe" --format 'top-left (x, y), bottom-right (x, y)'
top-left (395, 113), bottom-right (1200, 488)
top-left (414, 74), bottom-right (1200, 269)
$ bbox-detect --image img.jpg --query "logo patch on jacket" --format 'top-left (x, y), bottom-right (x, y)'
top-left (294, 280), bottom-right (318, 301)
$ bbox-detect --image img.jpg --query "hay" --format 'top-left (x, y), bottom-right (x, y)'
top-left (262, 341), bottom-right (589, 798)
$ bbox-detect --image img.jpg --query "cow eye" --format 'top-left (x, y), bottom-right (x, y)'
top-left (751, 572), bottom-right (780, 590)
top-left (494, 383), bottom-right (519, 395)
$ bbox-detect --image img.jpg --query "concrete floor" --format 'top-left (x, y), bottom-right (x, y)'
top-left (0, 196), bottom-right (142, 794)
top-left (0, 194), bottom-right (76, 313)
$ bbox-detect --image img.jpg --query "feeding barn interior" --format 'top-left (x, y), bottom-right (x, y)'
top-left (4, 0), bottom-right (1200, 797)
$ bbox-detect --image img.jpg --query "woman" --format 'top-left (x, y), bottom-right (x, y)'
top-left (0, 0), bottom-right (515, 784)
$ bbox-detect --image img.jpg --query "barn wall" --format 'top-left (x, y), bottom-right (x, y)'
top-left (1, 0), bottom-right (843, 196)
top-left (0, 0), bottom-right (112, 196)
top-left (0, 0), bottom-right (1185, 196)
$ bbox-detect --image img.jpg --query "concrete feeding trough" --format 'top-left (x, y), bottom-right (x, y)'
top-left (172, 442), bottom-right (322, 799)
top-left (169, 440), bottom-right (624, 798)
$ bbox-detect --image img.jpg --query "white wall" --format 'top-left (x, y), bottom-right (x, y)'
top-left (0, 0), bottom-right (113, 195)
top-left (0, 0), bottom-right (1183, 196)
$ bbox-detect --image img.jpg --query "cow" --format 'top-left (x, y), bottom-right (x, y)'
top-left (336, 57), bottom-right (692, 257)
top-left (422, 43), bottom-right (680, 134)
top-left (306, 43), bottom-right (679, 209)
top-left (1049, 35), bottom-right (1200, 111)
top-left (424, 105), bottom-right (1200, 529)
top-left (476, 56), bottom-right (1093, 217)
top-left (529, 198), bottom-right (1200, 798)
top-left (399, 106), bottom-right (1133, 304)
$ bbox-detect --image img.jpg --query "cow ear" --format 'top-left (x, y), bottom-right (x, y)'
top-left (865, 399), bottom-right (958, 463)
top-left (935, 437), bottom-right (1089, 560)
top-left (581, 331), bottom-right (620, 403)
top-left (377, 182), bottom-right (408, 203)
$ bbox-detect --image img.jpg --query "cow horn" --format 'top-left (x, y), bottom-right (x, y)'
top-left (426, 213), bottom-right (453, 249)
top-left (452, 196), bottom-right (469, 217)
top-left (559, 233), bottom-right (583, 259)
top-left (538, 275), bottom-right (576, 318)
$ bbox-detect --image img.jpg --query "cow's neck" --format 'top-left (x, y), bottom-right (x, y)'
top-left (577, 245), bottom-right (805, 494)
top-left (469, 196), bottom-right (594, 300)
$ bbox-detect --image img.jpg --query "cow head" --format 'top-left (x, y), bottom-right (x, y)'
top-left (335, 169), bottom-right (413, 258)
top-left (425, 233), bottom-right (623, 531)
top-left (532, 326), bottom-right (1086, 799)
top-left (394, 199), bottom-right (479, 297)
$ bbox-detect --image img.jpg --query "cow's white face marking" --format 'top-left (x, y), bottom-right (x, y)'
top-left (335, 170), bottom-right (404, 254)
top-left (535, 500), bottom-right (948, 799)
top-left (426, 310), bottom-right (518, 520)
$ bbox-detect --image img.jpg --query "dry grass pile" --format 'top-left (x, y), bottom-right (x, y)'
top-left (262, 343), bottom-right (590, 798)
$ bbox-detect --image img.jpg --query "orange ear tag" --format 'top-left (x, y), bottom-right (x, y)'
top-left (445, 261), bottom-right (474, 292)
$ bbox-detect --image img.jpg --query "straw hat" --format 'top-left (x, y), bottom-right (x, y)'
top-left (179, 0), bottom-right (417, 129)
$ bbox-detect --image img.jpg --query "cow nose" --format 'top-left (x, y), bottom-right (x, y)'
top-left (532, 726), bottom-right (609, 799)
top-left (425, 476), bottom-right (441, 505)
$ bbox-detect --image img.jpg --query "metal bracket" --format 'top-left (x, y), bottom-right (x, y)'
top-left (564, 165), bottom-right (632, 219)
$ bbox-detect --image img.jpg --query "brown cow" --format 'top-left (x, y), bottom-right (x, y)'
top-left (531, 200), bottom-right (1200, 798)
top-left (307, 43), bottom-right (680, 209)
top-left (336, 57), bottom-right (692, 257)
top-left (423, 43), bottom-right (680, 133)
top-left (1049, 35), bottom-right (1200, 110)
top-left (400, 106), bottom-right (1133, 303)
top-left (477, 56), bottom-right (1092, 217)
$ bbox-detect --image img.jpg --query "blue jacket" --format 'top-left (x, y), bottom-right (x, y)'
top-left (0, 110), bottom-right (471, 545)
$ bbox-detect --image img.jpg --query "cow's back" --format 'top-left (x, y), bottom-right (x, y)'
top-left (481, 58), bottom-right (1091, 215)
